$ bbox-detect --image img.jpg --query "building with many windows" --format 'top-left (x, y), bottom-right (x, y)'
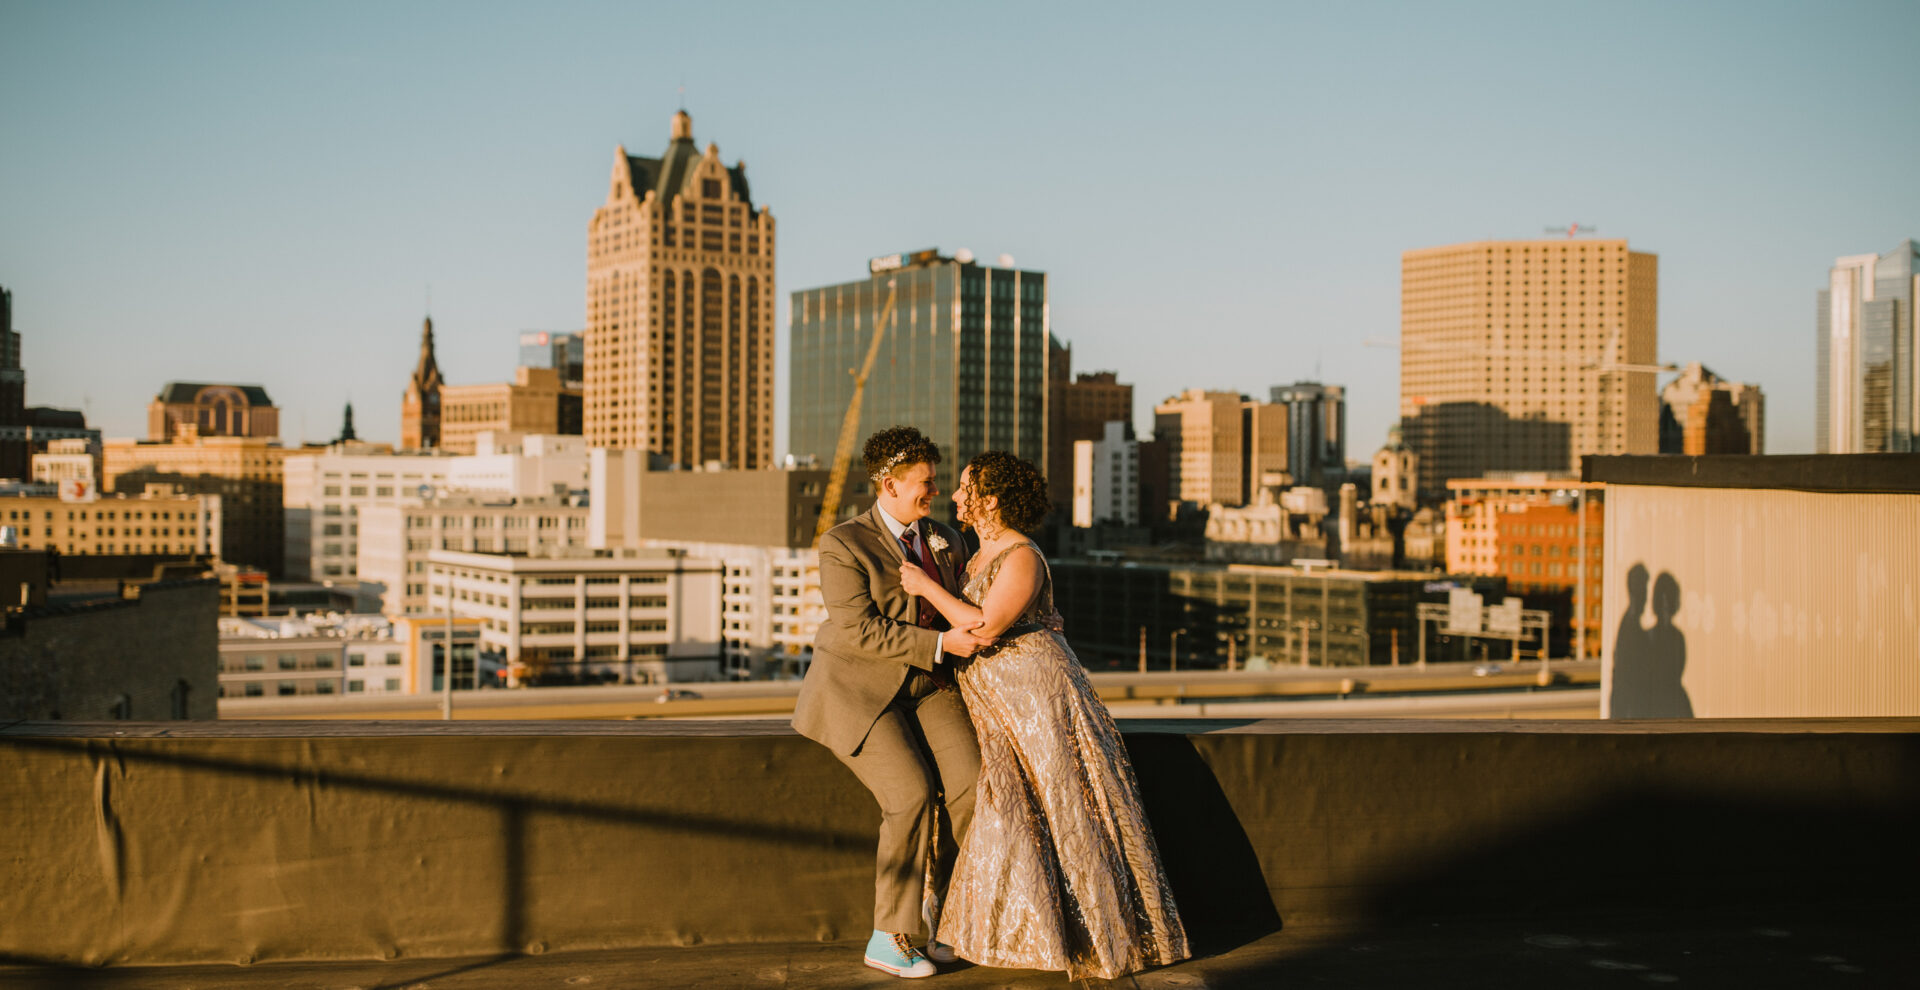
top-left (357, 493), bottom-right (590, 617)
top-left (1153, 389), bottom-right (1288, 508)
top-left (102, 434), bottom-right (296, 576)
top-left (282, 444), bottom-right (454, 581)
top-left (439, 366), bottom-right (581, 455)
top-left (1072, 420), bottom-right (1139, 528)
top-left (589, 455), bottom-right (825, 678)
top-left (1443, 477), bottom-right (1603, 657)
top-left (1817, 239), bottom-right (1916, 453)
top-left (1400, 238), bottom-right (1659, 500)
top-left (791, 249), bottom-right (1051, 523)
top-left (428, 547), bottom-right (723, 686)
top-left (585, 110), bottom-right (776, 468)
top-left (1659, 363), bottom-right (1765, 455)
top-left (0, 486), bottom-right (216, 557)
top-left (1271, 382), bottom-right (1346, 490)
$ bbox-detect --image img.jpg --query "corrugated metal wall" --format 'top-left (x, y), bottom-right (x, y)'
top-left (1602, 485), bottom-right (1920, 717)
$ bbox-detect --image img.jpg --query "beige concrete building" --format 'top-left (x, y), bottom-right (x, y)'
top-left (103, 435), bottom-right (297, 575)
top-left (1401, 238), bottom-right (1658, 500)
top-left (429, 547), bottom-right (724, 685)
top-left (357, 493), bottom-right (590, 617)
top-left (439, 366), bottom-right (575, 455)
top-left (1153, 389), bottom-right (1288, 507)
top-left (585, 110), bottom-right (775, 469)
top-left (0, 486), bottom-right (216, 557)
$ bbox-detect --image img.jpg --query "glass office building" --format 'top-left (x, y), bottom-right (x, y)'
top-left (518, 331), bottom-right (584, 387)
top-left (790, 250), bottom-right (1051, 522)
top-left (1817, 240), bottom-right (1918, 453)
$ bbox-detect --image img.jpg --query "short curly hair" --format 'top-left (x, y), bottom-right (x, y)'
top-left (863, 426), bottom-right (942, 484)
top-left (963, 450), bottom-right (1052, 533)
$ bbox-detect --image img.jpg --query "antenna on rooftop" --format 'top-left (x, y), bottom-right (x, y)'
top-left (1544, 222), bottom-right (1597, 238)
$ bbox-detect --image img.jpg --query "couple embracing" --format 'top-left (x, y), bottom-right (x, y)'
top-left (792, 426), bottom-right (1190, 981)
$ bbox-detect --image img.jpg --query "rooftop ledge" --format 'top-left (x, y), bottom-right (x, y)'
top-left (3, 718), bottom-right (1916, 973)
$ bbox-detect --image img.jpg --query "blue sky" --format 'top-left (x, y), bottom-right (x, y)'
top-left (3, 0), bottom-right (1916, 456)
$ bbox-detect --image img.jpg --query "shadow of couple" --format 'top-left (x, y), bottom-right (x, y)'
top-left (1610, 563), bottom-right (1692, 718)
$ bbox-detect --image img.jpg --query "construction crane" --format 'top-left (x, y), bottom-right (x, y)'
top-left (788, 280), bottom-right (900, 676)
top-left (812, 278), bottom-right (900, 545)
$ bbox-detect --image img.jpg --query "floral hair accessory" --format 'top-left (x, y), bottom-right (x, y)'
top-left (871, 449), bottom-right (912, 483)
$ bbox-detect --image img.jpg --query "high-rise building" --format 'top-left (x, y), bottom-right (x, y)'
top-left (148, 383), bottom-right (279, 441)
top-left (519, 331), bottom-right (584, 387)
top-left (1071, 420), bottom-right (1140, 528)
top-left (401, 316), bottom-right (443, 450)
top-left (1270, 382), bottom-right (1346, 489)
top-left (1152, 389), bottom-right (1287, 507)
top-left (790, 249), bottom-right (1051, 521)
top-left (1400, 238), bottom-right (1658, 500)
top-left (585, 110), bottom-right (775, 469)
top-left (1659, 363), bottom-right (1764, 455)
top-left (1055, 368), bottom-right (1134, 507)
top-left (1817, 240), bottom-right (1917, 453)
top-left (0, 288), bottom-right (98, 479)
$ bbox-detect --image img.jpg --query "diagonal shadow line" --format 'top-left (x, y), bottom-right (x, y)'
top-left (1, 735), bottom-right (867, 849)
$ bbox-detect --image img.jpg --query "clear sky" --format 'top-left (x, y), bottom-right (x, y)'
top-left (4, 0), bottom-right (1916, 457)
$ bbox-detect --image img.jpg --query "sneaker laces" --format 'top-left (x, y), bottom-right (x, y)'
top-left (891, 932), bottom-right (924, 962)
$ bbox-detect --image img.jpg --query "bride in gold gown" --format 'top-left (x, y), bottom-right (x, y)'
top-left (897, 450), bottom-right (1189, 981)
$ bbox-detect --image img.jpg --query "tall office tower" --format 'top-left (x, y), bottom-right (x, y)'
top-left (790, 249), bottom-right (1051, 521)
top-left (1, 286), bottom-right (25, 478)
top-left (1659, 363), bottom-right (1764, 455)
top-left (1051, 367), bottom-right (1134, 509)
top-left (1400, 238), bottom-right (1658, 501)
top-left (585, 110), bottom-right (776, 469)
top-left (1270, 381), bottom-right (1346, 489)
top-left (401, 316), bottom-right (443, 450)
top-left (1152, 389), bottom-right (1288, 507)
top-left (1817, 240), bottom-right (1918, 453)
top-left (519, 331), bottom-right (585, 387)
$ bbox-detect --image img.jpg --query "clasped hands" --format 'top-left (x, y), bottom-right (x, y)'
top-left (899, 562), bottom-right (996, 659)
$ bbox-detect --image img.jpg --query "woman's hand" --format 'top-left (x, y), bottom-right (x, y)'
top-left (898, 562), bottom-right (938, 598)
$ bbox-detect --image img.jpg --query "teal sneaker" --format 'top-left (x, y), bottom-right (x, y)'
top-left (864, 929), bottom-right (937, 978)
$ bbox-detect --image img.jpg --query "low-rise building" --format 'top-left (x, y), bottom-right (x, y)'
top-left (358, 493), bottom-right (590, 617)
top-left (439, 366), bottom-right (580, 455)
top-left (103, 433), bottom-right (298, 576)
top-left (1051, 557), bottom-right (1505, 669)
top-left (281, 443), bottom-right (454, 581)
top-left (0, 485), bottom-right (217, 557)
top-left (1445, 476), bottom-right (1604, 657)
top-left (428, 547), bottom-right (723, 686)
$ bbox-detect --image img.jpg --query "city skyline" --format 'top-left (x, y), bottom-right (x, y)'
top-left (5, 2), bottom-right (1919, 458)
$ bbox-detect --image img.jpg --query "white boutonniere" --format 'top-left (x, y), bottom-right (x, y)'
top-left (927, 533), bottom-right (949, 554)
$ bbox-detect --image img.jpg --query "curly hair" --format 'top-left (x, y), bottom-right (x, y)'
top-left (963, 450), bottom-right (1052, 533)
top-left (863, 426), bottom-right (942, 484)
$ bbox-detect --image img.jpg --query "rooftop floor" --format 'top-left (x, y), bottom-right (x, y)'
top-left (2, 908), bottom-right (1904, 989)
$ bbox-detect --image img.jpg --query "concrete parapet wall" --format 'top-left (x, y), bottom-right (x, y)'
top-left (1, 719), bottom-right (1915, 968)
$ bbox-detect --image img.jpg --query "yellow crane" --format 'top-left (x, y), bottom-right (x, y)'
top-left (812, 278), bottom-right (900, 544)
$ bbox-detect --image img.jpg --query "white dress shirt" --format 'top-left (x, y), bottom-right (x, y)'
top-left (876, 503), bottom-right (945, 664)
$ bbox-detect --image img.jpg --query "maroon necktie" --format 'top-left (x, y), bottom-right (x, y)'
top-left (901, 528), bottom-right (945, 630)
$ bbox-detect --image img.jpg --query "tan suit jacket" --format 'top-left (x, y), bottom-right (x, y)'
top-left (793, 504), bottom-right (971, 756)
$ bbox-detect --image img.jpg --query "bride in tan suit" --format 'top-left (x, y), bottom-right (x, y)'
top-left (897, 450), bottom-right (1189, 981)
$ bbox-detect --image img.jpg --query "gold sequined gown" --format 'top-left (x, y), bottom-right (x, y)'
top-left (935, 542), bottom-right (1190, 980)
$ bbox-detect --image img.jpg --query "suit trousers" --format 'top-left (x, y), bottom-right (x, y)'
top-left (833, 668), bottom-right (980, 935)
